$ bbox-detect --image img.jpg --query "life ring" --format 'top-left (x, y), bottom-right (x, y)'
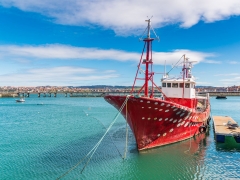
top-left (199, 126), bottom-right (207, 133)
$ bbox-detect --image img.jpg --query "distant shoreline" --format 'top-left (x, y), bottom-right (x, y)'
top-left (1, 91), bottom-right (240, 98)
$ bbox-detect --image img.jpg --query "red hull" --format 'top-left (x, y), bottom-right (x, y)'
top-left (104, 95), bottom-right (210, 150)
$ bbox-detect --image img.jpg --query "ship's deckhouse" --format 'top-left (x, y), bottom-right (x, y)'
top-left (161, 78), bottom-right (196, 99)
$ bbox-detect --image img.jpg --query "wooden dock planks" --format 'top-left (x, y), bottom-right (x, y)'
top-left (213, 116), bottom-right (240, 143)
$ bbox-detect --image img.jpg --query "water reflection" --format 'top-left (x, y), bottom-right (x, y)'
top-left (135, 131), bottom-right (209, 180)
top-left (215, 136), bottom-right (240, 152)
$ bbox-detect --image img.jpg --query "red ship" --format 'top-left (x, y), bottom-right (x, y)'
top-left (104, 19), bottom-right (211, 151)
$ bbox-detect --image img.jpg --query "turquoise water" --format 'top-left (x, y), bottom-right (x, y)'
top-left (1, 95), bottom-right (240, 180)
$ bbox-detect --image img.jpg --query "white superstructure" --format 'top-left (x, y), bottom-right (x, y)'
top-left (161, 56), bottom-right (196, 99)
top-left (161, 77), bottom-right (196, 98)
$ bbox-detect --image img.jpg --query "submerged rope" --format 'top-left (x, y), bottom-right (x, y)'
top-left (83, 109), bottom-right (123, 158)
top-left (57, 95), bottom-right (130, 179)
top-left (91, 116), bottom-right (123, 158)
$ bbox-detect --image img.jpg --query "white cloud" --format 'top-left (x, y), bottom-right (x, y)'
top-left (219, 78), bottom-right (238, 82)
top-left (0, 66), bottom-right (119, 86)
top-left (202, 60), bottom-right (221, 64)
top-left (0, 44), bottom-right (139, 61)
top-left (153, 49), bottom-right (214, 65)
top-left (228, 61), bottom-right (239, 64)
top-left (104, 70), bottom-right (116, 73)
top-left (1, 0), bottom-right (240, 35)
top-left (214, 73), bottom-right (239, 76)
top-left (196, 81), bottom-right (211, 85)
top-left (28, 66), bottom-right (95, 75)
top-left (218, 76), bottom-right (240, 86)
top-left (0, 44), bottom-right (215, 86)
top-left (0, 44), bottom-right (214, 65)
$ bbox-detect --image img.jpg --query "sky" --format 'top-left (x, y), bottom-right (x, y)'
top-left (0, 0), bottom-right (240, 87)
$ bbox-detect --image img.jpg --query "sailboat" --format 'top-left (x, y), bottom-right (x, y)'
top-left (104, 19), bottom-right (211, 151)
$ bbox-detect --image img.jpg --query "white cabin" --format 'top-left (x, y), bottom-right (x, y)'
top-left (161, 76), bottom-right (196, 99)
top-left (161, 56), bottom-right (197, 99)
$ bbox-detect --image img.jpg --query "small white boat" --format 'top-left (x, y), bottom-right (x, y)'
top-left (16, 97), bottom-right (25, 102)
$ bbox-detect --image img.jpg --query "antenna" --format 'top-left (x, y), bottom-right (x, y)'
top-left (146, 16), bottom-right (153, 20)
top-left (139, 16), bottom-right (159, 41)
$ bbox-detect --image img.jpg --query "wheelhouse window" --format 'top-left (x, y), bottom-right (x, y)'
top-left (162, 83), bottom-right (166, 87)
top-left (179, 83), bottom-right (183, 88)
top-left (167, 83), bottom-right (171, 88)
top-left (185, 83), bottom-right (190, 88)
top-left (172, 83), bottom-right (178, 88)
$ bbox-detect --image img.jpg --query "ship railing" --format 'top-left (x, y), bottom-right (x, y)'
top-left (196, 93), bottom-right (209, 111)
top-left (105, 91), bottom-right (163, 97)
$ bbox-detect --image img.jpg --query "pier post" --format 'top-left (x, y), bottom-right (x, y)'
top-left (54, 93), bottom-right (57, 97)
top-left (49, 93), bottom-right (51, 97)
top-left (38, 93), bottom-right (40, 97)
top-left (65, 93), bottom-right (67, 97)
top-left (27, 93), bottom-right (30, 97)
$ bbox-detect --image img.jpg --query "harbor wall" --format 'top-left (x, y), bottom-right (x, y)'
top-left (0, 93), bottom-right (18, 97)
top-left (198, 92), bottom-right (240, 96)
top-left (1, 91), bottom-right (240, 97)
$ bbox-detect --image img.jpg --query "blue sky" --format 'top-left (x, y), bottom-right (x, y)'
top-left (0, 0), bottom-right (240, 87)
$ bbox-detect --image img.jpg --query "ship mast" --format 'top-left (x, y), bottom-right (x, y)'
top-left (131, 19), bottom-right (160, 97)
top-left (143, 19), bottom-right (153, 97)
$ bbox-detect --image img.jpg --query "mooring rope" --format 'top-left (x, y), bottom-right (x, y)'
top-left (57, 95), bottom-right (130, 179)
top-left (184, 113), bottom-right (192, 154)
top-left (123, 98), bottom-right (129, 159)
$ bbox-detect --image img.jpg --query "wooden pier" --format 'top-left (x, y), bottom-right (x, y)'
top-left (213, 116), bottom-right (240, 143)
